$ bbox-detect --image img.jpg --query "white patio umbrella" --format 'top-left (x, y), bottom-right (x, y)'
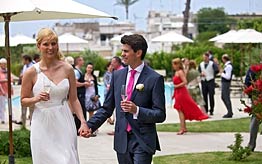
top-left (209, 30), bottom-right (237, 42)
top-left (58, 33), bottom-right (89, 54)
top-left (0, 0), bottom-right (116, 162)
top-left (11, 34), bottom-right (36, 46)
top-left (110, 32), bottom-right (133, 56)
top-left (151, 31), bottom-right (193, 52)
top-left (151, 31), bottom-right (194, 43)
top-left (216, 29), bottom-right (262, 43)
top-left (0, 34), bottom-right (35, 46)
top-left (110, 32), bottom-right (133, 44)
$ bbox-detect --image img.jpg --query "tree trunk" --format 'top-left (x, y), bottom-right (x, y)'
top-left (125, 5), bottom-right (129, 20)
top-left (182, 0), bottom-right (191, 37)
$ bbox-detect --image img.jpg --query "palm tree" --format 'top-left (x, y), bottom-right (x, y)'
top-left (115, 0), bottom-right (139, 20)
top-left (182, 0), bottom-right (191, 37)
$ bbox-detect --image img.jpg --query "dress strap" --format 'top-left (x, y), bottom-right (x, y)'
top-left (33, 63), bottom-right (41, 74)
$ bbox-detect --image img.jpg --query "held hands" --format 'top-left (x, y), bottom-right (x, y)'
top-left (120, 100), bottom-right (137, 114)
top-left (78, 122), bottom-right (92, 138)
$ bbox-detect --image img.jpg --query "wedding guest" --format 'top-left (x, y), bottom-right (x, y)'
top-left (86, 34), bottom-right (166, 164)
top-left (74, 56), bottom-right (89, 135)
top-left (207, 50), bottom-right (214, 61)
top-left (107, 56), bottom-right (125, 135)
top-left (0, 58), bottom-right (13, 124)
top-left (245, 67), bottom-right (259, 151)
top-left (33, 53), bottom-right (41, 63)
top-left (16, 54), bottom-right (34, 126)
top-left (64, 56), bottom-right (74, 67)
top-left (20, 28), bottom-right (89, 163)
top-left (103, 62), bottom-right (114, 125)
top-left (198, 52), bottom-right (219, 115)
top-left (84, 62), bottom-right (100, 137)
top-left (182, 58), bottom-right (189, 75)
top-left (172, 58), bottom-right (208, 135)
top-left (186, 60), bottom-right (206, 113)
top-left (221, 54), bottom-right (233, 118)
top-left (111, 56), bottom-right (124, 71)
top-left (103, 62), bottom-right (113, 97)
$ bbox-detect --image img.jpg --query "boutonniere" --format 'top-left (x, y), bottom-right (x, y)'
top-left (136, 84), bottom-right (144, 91)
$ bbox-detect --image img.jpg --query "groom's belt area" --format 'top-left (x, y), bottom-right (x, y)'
top-left (127, 130), bottom-right (133, 135)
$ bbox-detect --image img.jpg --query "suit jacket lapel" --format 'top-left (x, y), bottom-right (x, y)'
top-left (119, 67), bottom-right (128, 85)
top-left (131, 65), bottom-right (148, 100)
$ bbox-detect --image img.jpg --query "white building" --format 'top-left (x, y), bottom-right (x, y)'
top-left (146, 10), bottom-right (197, 52)
top-left (53, 21), bottom-right (136, 58)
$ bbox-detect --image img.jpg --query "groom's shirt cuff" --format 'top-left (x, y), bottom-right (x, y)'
top-left (133, 106), bottom-right (139, 119)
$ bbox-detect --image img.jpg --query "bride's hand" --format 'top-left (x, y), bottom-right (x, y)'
top-left (78, 122), bottom-right (91, 138)
top-left (35, 92), bottom-right (49, 102)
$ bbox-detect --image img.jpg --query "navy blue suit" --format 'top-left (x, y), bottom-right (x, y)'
top-left (87, 65), bottom-right (166, 163)
top-left (245, 68), bottom-right (260, 151)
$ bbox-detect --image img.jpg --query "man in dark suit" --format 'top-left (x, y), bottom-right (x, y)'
top-left (245, 67), bottom-right (260, 151)
top-left (86, 34), bottom-right (166, 164)
top-left (221, 54), bottom-right (233, 118)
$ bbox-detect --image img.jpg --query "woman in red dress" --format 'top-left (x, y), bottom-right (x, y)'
top-left (172, 58), bottom-right (208, 135)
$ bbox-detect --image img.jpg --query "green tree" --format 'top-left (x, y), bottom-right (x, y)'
top-left (237, 18), bottom-right (262, 32)
top-left (115, 0), bottom-right (139, 20)
top-left (182, 0), bottom-right (191, 37)
top-left (79, 49), bottom-right (108, 77)
top-left (196, 7), bottom-right (236, 34)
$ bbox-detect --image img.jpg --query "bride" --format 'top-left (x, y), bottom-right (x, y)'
top-left (20, 28), bottom-right (89, 164)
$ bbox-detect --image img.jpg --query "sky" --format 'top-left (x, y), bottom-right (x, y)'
top-left (1, 0), bottom-right (262, 37)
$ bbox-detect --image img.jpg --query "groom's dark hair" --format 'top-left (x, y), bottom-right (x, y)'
top-left (121, 34), bottom-right (148, 60)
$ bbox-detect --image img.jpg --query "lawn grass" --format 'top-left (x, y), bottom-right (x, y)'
top-left (157, 117), bottom-right (252, 132)
top-left (0, 118), bottom-right (257, 164)
top-left (153, 152), bottom-right (262, 164)
top-left (0, 155), bottom-right (32, 164)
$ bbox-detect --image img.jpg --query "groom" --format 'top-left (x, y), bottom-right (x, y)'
top-left (86, 34), bottom-right (166, 163)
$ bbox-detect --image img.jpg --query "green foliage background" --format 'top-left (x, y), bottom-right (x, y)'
top-left (0, 129), bottom-right (31, 158)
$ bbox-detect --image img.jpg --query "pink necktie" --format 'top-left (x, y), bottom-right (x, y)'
top-left (126, 69), bottom-right (136, 132)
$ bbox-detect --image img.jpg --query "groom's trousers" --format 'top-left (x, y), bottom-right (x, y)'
top-left (248, 115), bottom-right (261, 151)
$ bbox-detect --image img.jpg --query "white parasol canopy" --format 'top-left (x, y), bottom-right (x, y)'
top-left (216, 29), bottom-right (262, 43)
top-left (58, 33), bottom-right (89, 53)
top-left (0, 34), bottom-right (35, 46)
top-left (151, 31), bottom-right (194, 43)
top-left (209, 30), bottom-right (237, 42)
top-left (0, 0), bottom-right (116, 22)
top-left (59, 33), bottom-right (89, 44)
top-left (110, 32), bottom-right (133, 44)
top-left (11, 34), bottom-right (36, 46)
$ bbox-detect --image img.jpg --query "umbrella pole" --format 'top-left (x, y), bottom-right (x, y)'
top-left (4, 14), bottom-right (15, 164)
top-left (66, 43), bottom-right (69, 56)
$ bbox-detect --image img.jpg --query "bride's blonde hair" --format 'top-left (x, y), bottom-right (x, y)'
top-left (36, 28), bottom-right (64, 60)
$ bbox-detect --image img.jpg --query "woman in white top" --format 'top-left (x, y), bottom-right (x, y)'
top-left (20, 28), bottom-right (89, 164)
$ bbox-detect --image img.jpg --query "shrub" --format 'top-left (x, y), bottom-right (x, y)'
top-left (0, 129), bottom-right (31, 158)
top-left (227, 133), bottom-right (251, 161)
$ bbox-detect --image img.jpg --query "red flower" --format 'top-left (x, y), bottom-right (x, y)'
top-left (244, 85), bottom-right (253, 94)
top-left (255, 79), bottom-right (262, 91)
top-left (244, 106), bottom-right (252, 113)
top-left (250, 65), bottom-right (260, 73)
top-left (241, 63), bottom-right (262, 119)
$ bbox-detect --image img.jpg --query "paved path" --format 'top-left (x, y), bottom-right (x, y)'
top-left (1, 86), bottom-right (262, 164)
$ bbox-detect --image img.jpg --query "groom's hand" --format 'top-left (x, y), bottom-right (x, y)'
top-left (120, 100), bottom-right (137, 114)
top-left (79, 123), bottom-right (92, 138)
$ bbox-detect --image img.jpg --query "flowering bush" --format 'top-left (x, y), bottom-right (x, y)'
top-left (240, 63), bottom-right (262, 119)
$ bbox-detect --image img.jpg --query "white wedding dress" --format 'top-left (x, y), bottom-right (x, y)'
top-left (30, 63), bottom-right (79, 164)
